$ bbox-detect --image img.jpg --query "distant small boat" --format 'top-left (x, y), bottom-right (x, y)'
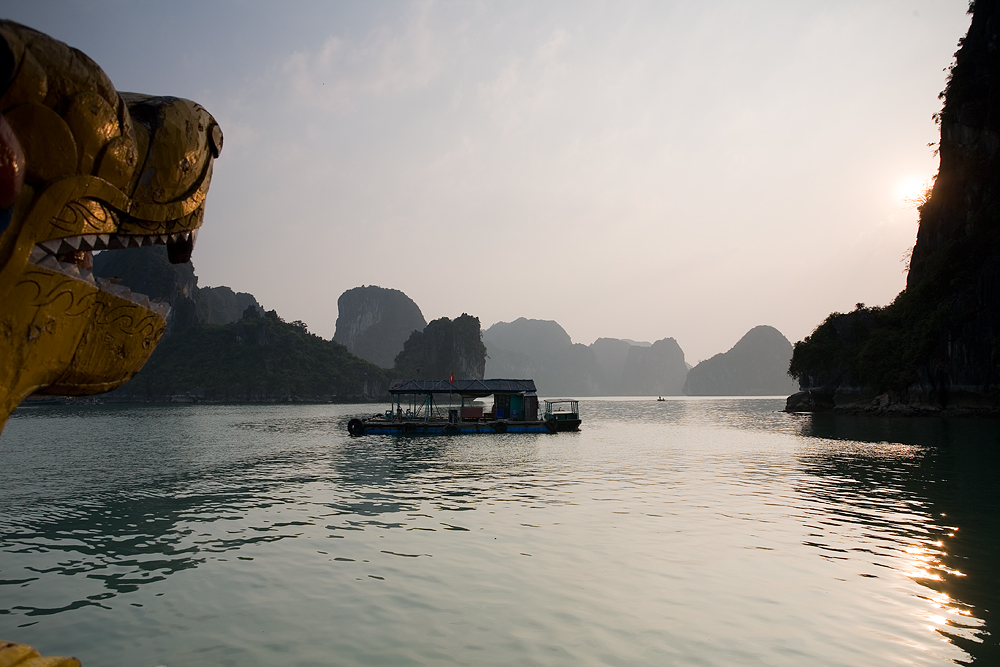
top-left (656, 396), bottom-right (666, 402)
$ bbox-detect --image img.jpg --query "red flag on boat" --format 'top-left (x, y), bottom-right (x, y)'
top-left (450, 373), bottom-right (454, 383)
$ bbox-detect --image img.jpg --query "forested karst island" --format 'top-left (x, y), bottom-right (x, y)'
top-left (686, 326), bottom-right (797, 396)
top-left (789, 0), bottom-right (1000, 414)
top-left (89, 248), bottom-right (797, 401)
top-left (92, 261), bottom-right (489, 401)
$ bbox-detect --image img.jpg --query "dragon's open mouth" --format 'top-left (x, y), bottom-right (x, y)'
top-left (28, 230), bottom-right (198, 319)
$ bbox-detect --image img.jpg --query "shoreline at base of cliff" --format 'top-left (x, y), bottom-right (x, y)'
top-left (785, 388), bottom-right (1000, 418)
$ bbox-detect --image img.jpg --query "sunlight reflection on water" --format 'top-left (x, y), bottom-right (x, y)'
top-left (1, 399), bottom-right (997, 666)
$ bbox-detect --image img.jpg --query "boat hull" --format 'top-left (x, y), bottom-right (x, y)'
top-left (550, 419), bottom-right (581, 432)
top-left (348, 418), bottom-right (566, 436)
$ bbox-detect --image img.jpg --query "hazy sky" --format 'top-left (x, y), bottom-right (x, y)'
top-left (4, 1), bottom-right (972, 362)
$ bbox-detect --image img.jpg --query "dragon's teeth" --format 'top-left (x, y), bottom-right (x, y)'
top-left (30, 246), bottom-right (47, 262)
top-left (38, 255), bottom-right (60, 270)
top-left (58, 238), bottom-right (81, 253)
top-left (151, 299), bottom-right (171, 318)
top-left (77, 235), bottom-right (95, 251)
top-left (94, 234), bottom-right (110, 250)
top-left (40, 239), bottom-right (61, 254)
top-left (107, 283), bottom-right (132, 298)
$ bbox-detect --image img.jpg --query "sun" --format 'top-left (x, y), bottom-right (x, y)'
top-left (896, 176), bottom-right (932, 207)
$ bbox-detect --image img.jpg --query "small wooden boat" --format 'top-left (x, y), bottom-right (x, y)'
top-left (347, 379), bottom-right (581, 436)
top-left (542, 399), bottom-right (582, 431)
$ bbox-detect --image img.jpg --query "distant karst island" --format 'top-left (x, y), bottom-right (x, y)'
top-left (685, 326), bottom-right (797, 397)
top-left (91, 248), bottom-right (797, 403)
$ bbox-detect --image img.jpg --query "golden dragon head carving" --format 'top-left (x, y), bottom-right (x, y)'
top-left (0, 20), bottom-right (222, 427)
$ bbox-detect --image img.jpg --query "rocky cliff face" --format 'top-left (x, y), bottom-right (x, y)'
top-left (393, 314), bottom-right (486, 380)
top-left (197, 286), bottom-right (264, 325)
top-left (684, 326), bottom-right (796, 396)
top-left (333, 286), bottom-right (427, 369)
top-left (619, 337), bottom-right (688, 396)
top-left (590, 337), bottom-right (635, 393)
top-left (788, 3), bottom-right (1000, 413)
top-left (484, 318), bottom-right (573, 361)
top-left (484, 321), bottom-right (687, 396)
top-left (93, 247), bottom-right (199, 332)
top-left (93, 247), bottom-right (264, 331)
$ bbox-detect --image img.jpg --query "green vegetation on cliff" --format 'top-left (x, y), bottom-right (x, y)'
top-left (393, 314), bottom-right (487, 380)
top-left (115, 308), bottom-right (389, 402)
top-left (789, 293), bottom-right (948, 395)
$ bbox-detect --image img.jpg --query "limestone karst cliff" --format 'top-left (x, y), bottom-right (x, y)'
top-left (619, 338), bottom-right (688, 396)
top-left (196, 286), bottom-right (264, 325)
top-left (484, 319), bottom-right (693, 396)
top-left (590, 337), bottom-right (636, 394)
top-left (483, 318), bottom-right (604, 396)
top-left (684, 326), bottom-right (796, 396)
top-left (788, 2), bottom-right (1000, 413)
top-left (393, 314), bottom-right (487, 380)
top-left (333, 286), bottom-right (427, 368)
top-left (93, 247), bottom-right (264, 330)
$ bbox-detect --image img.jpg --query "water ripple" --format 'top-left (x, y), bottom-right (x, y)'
top-left (0, 401), bottom-right (997, 665)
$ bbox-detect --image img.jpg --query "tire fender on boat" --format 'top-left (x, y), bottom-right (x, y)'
top-left (348, 418), bottom-right (365, 436)
top-left (492, 422), bottom-right (507, 434)
top-left (444, 424), bottom-right (460, 435)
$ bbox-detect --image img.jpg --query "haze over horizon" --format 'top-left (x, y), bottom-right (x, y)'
top-left (3, 1), bottom-right (972, 362)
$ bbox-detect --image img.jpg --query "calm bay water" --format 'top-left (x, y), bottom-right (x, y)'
top-left (1, 398), bottom-right (998, 666)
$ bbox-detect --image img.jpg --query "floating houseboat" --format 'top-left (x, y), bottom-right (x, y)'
top-left (346, 379), bottom-right (581, 436)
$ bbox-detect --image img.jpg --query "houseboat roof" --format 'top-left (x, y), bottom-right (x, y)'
top-left (389, 379), bottom-right (537, 397)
